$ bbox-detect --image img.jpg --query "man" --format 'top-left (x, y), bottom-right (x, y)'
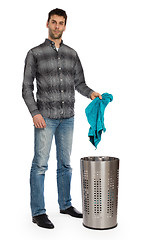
top-left (22, 8), bottom-right (102, 229)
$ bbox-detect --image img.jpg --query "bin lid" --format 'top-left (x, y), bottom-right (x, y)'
top-left (81, 156), bottom-right (119, 162)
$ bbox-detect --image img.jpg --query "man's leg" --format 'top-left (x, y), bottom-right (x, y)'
top-left (55, 117), bottom-right (74, 210)
top-left (30, 118), bottom-right (57, 217)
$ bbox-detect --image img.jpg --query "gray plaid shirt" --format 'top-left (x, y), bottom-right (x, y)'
top-left (22, 39), bottom-right (94, 119)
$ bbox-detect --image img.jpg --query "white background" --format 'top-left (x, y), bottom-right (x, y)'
top-left (0, 0), bottom-right (144, 239)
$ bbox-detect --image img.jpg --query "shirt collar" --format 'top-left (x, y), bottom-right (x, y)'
top-left (44, 38), bottom-right (63, 47)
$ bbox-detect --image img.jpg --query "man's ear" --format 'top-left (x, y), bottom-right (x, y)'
top-left (46, 21), bottom-right (49, 28)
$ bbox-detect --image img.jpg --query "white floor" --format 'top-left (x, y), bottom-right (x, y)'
top-left (2, 206), bottom-right (142, 240)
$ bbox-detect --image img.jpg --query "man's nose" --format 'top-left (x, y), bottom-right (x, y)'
top-left (55, 23), bottom-right (59, 29)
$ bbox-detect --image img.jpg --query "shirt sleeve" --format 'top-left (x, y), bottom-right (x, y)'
top-left (22, 50), bottom-right (40, 117)
top-left (74, 53), bottom-right (94, 98)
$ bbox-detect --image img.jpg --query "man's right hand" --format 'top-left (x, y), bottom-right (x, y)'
top-left (33, 114), bottom-right (46, 128)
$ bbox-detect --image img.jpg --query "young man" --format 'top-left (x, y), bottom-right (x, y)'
top-left (22, 8), bottom-right (102, 229)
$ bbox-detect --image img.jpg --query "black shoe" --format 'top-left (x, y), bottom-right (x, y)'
top-left (60, 206), bottom-right (83, 218)
top-left (32, 214), bottom-right (54, 229)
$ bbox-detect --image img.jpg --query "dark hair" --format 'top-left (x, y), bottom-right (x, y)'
top-left (48, 8), bottom-right (67, 25)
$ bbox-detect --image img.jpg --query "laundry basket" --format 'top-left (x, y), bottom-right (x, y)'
top-left (80, 156), bottom-right (119, 230)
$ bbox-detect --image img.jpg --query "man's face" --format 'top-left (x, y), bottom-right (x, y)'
top-left (47, 15), bottom-right (66, 40)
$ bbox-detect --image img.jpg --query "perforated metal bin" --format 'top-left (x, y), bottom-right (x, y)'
top-left (80, 156), bottom-right (119, 230)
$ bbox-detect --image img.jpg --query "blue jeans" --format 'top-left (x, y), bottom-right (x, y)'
top-left (30, 117), bottom-right (74, 217)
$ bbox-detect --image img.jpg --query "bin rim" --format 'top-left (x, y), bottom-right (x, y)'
top-left (80, 156), bottom-right (119, 162)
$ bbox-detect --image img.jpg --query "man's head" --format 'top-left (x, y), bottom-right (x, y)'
top-left (48, 8), bottom-right (67, 25)
top-left (47, 8), bottom-right (67, 40)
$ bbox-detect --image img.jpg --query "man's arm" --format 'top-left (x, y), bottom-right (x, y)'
top-left (22, 50), bottom-right (46, 128)
top-left (74, 53), bottom-right (102, 100)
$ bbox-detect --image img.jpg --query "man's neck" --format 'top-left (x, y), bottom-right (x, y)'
top-left (48, 36), bottom-right (62, 48)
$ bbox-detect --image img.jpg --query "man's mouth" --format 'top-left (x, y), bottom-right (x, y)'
top-left (53, 30), bottom-right (60, 34)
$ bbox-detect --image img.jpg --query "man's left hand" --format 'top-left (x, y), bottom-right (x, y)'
top-left (90, 92), bottom-right (102, 100)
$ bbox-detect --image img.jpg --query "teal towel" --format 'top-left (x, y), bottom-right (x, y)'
top-left (85, 93), bottom-right (113, 148)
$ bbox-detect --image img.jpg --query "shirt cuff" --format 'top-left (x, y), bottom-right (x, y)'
top-left (88, 90), bottom-right (95, 99)
top-left (31, 109), bottom-right (40, 117)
